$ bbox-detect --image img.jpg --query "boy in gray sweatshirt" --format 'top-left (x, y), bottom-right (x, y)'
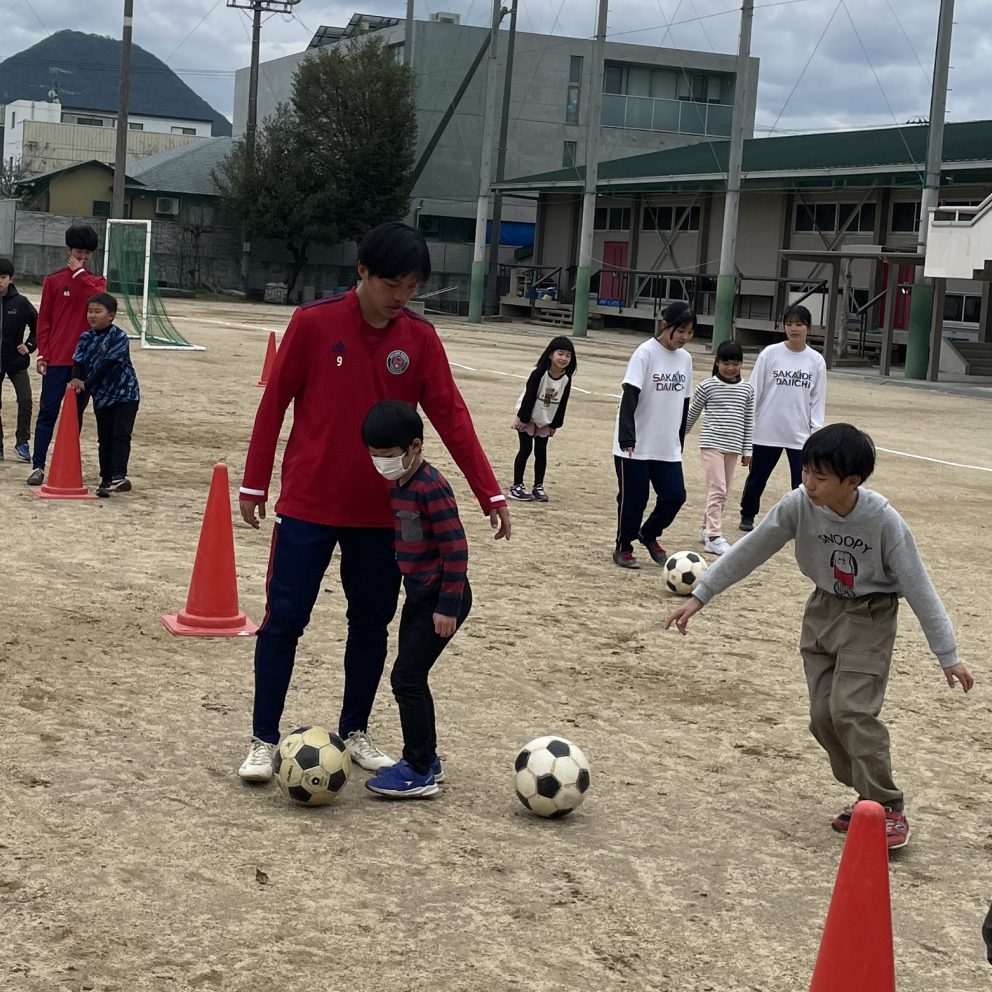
top-left (666, 423), bottom-right (972, 850)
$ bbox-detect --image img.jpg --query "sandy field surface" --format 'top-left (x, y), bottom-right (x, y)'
top-left (2, 297), bottom-right (990, 992)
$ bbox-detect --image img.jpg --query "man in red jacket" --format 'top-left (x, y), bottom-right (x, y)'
top-left (237, 222), bottom-right (511, 782)
top-left (26, 224), bottom-right (107, 485)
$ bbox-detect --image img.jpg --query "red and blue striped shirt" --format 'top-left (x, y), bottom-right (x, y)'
top-left (390, 461), bottom-right (468, 617)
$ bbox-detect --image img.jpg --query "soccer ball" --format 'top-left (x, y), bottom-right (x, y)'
top-left (664, 550), bottom-right (708, 595)
top-left (514, 736), bottom-right (591, 818)
top-left (273, 725), bottom-right (351, 806)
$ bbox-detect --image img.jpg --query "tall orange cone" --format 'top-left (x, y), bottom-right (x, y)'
top-left (33, 386), bottom-right (97, 501)
top-left (256, 331), bottom-right (277, 387)
top-left (809, 801), bottom-right (895, 991)
top-left (161, 463), bottom-right (257, 637)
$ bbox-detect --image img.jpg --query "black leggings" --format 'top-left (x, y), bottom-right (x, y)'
top-left (740, 444), bottom-right (803, 518)
top-left (513, 432), bottom-right (549, 486)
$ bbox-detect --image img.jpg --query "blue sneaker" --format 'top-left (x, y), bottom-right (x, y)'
top-left (431, 755), bottom-right (445, 783)
top-left (14, 443), bottom-right (30, 462)
top-left (365, 760), bottom-right (439, 798)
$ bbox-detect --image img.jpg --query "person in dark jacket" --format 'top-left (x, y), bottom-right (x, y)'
top-left (984, 903), bottom-right (992, 964)
top-left (0, 258), bottom-right (38, 462)
top-left (507, 335), bottom-right (576, 503)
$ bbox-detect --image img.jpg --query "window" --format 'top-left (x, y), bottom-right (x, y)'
top-left (76, 116), bottom-right (105, 127)
top-left (92, 200), bottom-right (111, 217)
top-left (562, 141), bottom-right (577, 168)
top-left (594, 207), bottom-right (630, 231)
top-left (604, 64), bottom-right (625, 95)
top-left (944, 293), bottom-right (982, 324)
top-left (171, 126), bottom-right (196, 135)
top-left (565, 55), bottom-right (583, 124)
top-left (891, 202), bottom-right (922, 233)
top-left (838, 202), bottom-right (876, 233)
top-left (417, 214), bottom-right (475, 242)
top-left (643, 204), bottom-right (698, 232)
top-left (10, 112), bottom-right (15, 127)
top-left (129, 122), bottom-right (144, 131)
top-left (795, 201), bottom-right (875, 234)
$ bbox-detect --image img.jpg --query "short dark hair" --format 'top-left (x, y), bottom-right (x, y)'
top-left (358, 222), bottom-right (431, 281)
top-left (361, 399), bottom-right (424, 450)
top-left (801, 423), bottom-right (875, 483)
top-left (88, 292), bottom-right (118, 315)
top-left (0, 258), bottom-right (13, 277)
top-left (783, 304), bottom-right (812, 327)
top-left (712, 338), bottom-right (744, 376)
top-left (66, 224), bottom-right (99, 252)
top-left (660, 302), bottom-right (696, 330)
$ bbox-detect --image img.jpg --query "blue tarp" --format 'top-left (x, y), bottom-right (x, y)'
top-left (486, 220), bottom-right (535, 247)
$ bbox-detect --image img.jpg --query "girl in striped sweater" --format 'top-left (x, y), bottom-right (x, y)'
top-left (685, 340), bottom-right (755, 555)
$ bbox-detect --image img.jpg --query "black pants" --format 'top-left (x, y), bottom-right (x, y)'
top-left (740, 444), bottom-right (803, 519)
top-left (94, 401), bottom-right (139, 485)
top-left (0, 368), bottom-right (32, 446)
top-left (253, 519), bottom-right (401, 744)
top-left (392, 580), bottom-right (472, 774)
top-left (513, 432), bottom-right (549, 486)
top-left (614, 456), bottom-right (686, 552)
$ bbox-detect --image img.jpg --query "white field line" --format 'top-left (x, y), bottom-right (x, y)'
top-left (185, 319), bottom-right (992, 475)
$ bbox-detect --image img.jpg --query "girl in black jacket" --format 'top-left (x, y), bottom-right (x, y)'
top-left (508, 335), bottom-right (576, 502)
top-left (0, 260), bottom-right (38, 461)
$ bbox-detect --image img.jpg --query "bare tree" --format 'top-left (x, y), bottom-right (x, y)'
top-left (0, 158), bottom-right (26, 199)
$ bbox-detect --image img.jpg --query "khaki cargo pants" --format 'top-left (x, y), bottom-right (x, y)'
top-left (800, 589), bottom-right (902, 810)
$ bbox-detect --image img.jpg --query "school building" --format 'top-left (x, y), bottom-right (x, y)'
top-left (232, 11), bottom-right (759, 305)
top-left (494, 119), bottom-right (992, 378)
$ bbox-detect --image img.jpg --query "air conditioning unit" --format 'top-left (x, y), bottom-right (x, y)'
top-left (155, 196), bottom-right (180, 216)
top-left (430, 11), bottom-right (460, 23)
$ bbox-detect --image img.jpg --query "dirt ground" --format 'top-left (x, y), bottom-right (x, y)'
top-left (2, 297), bottom-right (990, 992)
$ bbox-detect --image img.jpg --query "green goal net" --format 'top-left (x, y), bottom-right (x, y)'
top-left (103, 219), bottom-right (204, 351)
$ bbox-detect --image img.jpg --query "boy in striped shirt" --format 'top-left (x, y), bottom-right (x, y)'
top-left (360, 400), bottom-right (472, 798)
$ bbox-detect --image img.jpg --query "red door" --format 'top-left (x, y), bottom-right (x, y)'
top-left (601, 241), bottom-right (628, 303)
top-left (880, 263), bottom-right (914, 329)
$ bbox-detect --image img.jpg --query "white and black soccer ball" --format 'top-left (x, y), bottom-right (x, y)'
top-left (514, 736), bottom-right (591, 819)
top-left (273, 725), bottom-right (351, 806)
top-left (664, 550), bottom-right (708, 596)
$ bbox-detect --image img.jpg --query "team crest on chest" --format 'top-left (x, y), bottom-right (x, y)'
top-left (386, 349), bottom-right (410, 375)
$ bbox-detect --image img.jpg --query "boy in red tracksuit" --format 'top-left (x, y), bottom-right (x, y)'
top-left (27, 224), bottom-right (106, 486)
top-left (236, 221), bottom-right (511, 785)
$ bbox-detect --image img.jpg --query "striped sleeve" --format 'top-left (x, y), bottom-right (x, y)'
top-left (420, 477), bottom-right (468, 616)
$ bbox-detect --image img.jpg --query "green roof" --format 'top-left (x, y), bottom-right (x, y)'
top-left (497, 119), bottom-right (992, 193)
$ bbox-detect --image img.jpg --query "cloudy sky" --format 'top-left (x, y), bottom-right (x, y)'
top-left (2, 0), bottom-right (986, 135)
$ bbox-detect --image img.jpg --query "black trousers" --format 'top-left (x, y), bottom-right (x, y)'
top-left (391, 580), bottom-right (472, 774)
top-left (614, 456), bottom-right (686, 552)
top-left (0, 368), bottom-right (32, 445)
top-left (94, 400), bottom-right (139, 485)
top-left (740, 444), bottom-right (803, 519)
top-left (513, 432), bottom-right (549, 486)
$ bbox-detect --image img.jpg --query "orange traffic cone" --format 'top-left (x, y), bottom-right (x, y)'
top-left (809, 801), bottom-right (895, 991)
top-left (33, 386), bottom-right (97, 501)
top-left (256, 331), bottom-right (277, 387)
top-left (161, 463), bottom-right (257, 637)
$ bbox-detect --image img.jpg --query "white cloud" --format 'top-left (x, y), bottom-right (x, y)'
top-left (2, 0), bottom-right (986, 134)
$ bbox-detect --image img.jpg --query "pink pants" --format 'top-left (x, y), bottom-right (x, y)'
top-left (700, 448), bottom-right (739, 538)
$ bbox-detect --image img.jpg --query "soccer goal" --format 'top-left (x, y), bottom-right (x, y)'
top-left (103, 219), bottom-right (204, 351)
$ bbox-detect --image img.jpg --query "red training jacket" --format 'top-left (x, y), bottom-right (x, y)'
top-left (240, 290), bottom-right (506, 528)
top-left (36, 266), bottom-right (108, 365)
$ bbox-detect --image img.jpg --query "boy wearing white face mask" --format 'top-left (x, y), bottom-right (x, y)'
top-left (360, 400), bottom-right (471, 798)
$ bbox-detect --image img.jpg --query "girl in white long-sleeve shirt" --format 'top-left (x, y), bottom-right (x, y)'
top-left (739, 304), bottom-right (826, 532)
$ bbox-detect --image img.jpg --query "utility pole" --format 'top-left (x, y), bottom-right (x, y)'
top-left (111, 0), bottom-right (134, 219)
top-left (228, 0), bottom-right (302, 294)
top-left (571, 0), bottom-right (609, 338)
top-left (404, 0), bottom-right (415, 66)
top-left (711, 0), bottom-right (755, 348)
top-left (905, 0), bottom-right (954, 379)
top-left (467, 0), bottom-right (503, 324)
top-left (484, 0), bottom-right (519, 316)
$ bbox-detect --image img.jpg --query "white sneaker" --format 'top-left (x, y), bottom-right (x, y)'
top-left (238, 737), bottom-right (275, 781)
top-left (345, 730), bottom-right (394, 771)
top-left (698, 527), bottom-right (707, 545)
top-left (703, 536), bottom-right (733, 555)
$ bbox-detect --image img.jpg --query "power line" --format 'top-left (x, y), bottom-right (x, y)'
top-left (164, 0), bottom-right (225, 63)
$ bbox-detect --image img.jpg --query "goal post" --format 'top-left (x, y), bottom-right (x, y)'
top-left (103, 218), bottom-right (204, 351)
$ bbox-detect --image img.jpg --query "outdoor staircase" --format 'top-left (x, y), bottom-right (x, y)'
top-left (925, 193), bottom-right (992, 280)
top-left (945, 340), bottom-right (992, 375)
